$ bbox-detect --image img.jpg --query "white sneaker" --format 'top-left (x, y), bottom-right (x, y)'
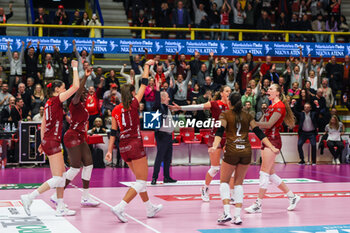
top-left (336, 159), bottom-right (341, 165)
top-left (21, 194), bottom-right (33, 216)
top-left (147, 204), bottom-right (163, 218)
top-left (217, 213), bottom-right (232, 224)
top-left (55, 206), bottom-right (76, 216)
top-left (200, 186), bottom-right (210, 202)
top-left (229, 197), bottom-right (236, 205)
top-left (50, 193), bottom-right (68, 208)
top-left (81, 196), bottom-right (100, 207)
top-left (332, 159), bottom-right (336, 165)
top-left (232, 216), bottom-right (242, 225)
top-left (111, 206), bottom-right (128, 223)
top-left (287, 195), bottom-right (301, 211)
top-left (245, 201), bottom-right (262, 214)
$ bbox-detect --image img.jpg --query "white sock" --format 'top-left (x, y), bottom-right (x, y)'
top-left (234, 207), bottom-right (241, 217)
top-left (144, 200), bottom-right (153, 209)
top-left (287, 191), bottom-right (295, 198)
top-left (57, 198), bottom-right (64, 209)
top-left (204, 185), bottom-right (209, 190)
top-left (256, 198), bottom-right (262, 205)
top-left (117, 200), bottom-right (127, 210)
top-left (224, 204), bottom-right (230, 215)
top-left (29, 190), bottom-right (39, 200)
top-left (82, 189), bottom-right (89, 199)
top-left (230, 189), bottom-right (234, 198)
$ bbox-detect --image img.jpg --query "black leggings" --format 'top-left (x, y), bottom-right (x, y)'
top-left (67, 141), bottom-right (93, 169)
top-left (327, 140), bottom-right (344, 160)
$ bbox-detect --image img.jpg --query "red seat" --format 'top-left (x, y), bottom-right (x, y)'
top-left (87, 135), bottom-right (104, 145)
top-left (180, 127), bottom-right (202, 144)
top-left (199, 129), bottom-right (211, 144)
top-left (248, 133), bottom-right (261, 149)
top-left (141, 131), bottom-right (156, 148)
top-left (172, 132), bottom-right (181, 146)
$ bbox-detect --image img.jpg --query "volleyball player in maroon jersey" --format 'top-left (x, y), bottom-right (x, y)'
top-left (171, 86), bottom-right (236, 202)
top-left (245, 84), bottom-right (301, 213)
top-left (21, 60), bottom-right (80, 216)
top-left (50, 67), bottom-right (100, 207)
top-left (105, 60), bottom-right (163, 223)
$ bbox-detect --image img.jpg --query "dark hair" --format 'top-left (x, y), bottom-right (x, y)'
top-left (121, 84), bottom-right (135, 110)
top-left (229, 92), bottom-right (243, 123)
top-left (15, 98), bottom-right (23, 104)
top-left (214, 85), bottom-right (230, 100)
top-left (46, 80), bottom-right (64, 98)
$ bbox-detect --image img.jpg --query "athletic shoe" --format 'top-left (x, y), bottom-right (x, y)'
top-left (229, 197), bottom-right (236, 205)
top-left (147, 204), bottom-right (163, 218)
top-left (200, 186), bottom-right (210, 202)
top-left (217, 213), bottom-right (232, 224)
top-left (21, 194), bottom-right (32, 216)
top-left (55, 206), bottom-right (76, 216)
top-left (232, 216), bottom-right (242, 225)
top-left (111, 206), bottom-right (128, 223)
top-left (50, 194), bottom-right (68, 208)
top-left (244, 201), bottom-right (262, 214)
top-left (287, 195), bottom-right (301, 211)
top-left (332, 159), bottom-right (336, 165)
top-left (336, 159), bottom-right (341, 165)
top-left (298, 161), bottom-right (305, 165)
top-left (81, 196), bottom-right (100, 207)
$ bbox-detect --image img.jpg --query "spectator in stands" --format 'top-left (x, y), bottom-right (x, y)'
top-left (150, 64), bottom-right (173, 85)
top-left (54, 5), bottom-right (69, 36)
top-left (338, 15), bottom-right (349, 42)
top-left (305, 80), bottom-right (316, 96)
top-left (129, 44), bottom-right (147, 75)
top-left (343, 55), bottom-right (350, 93)
top-left (89, 14), bottom-right (102, 38)
top-left (238, 61), bottom-right (260, 92)
top-left (0, 3), bottom-right (13, 35)
top-left (306, 69), bottom-right (321, 91)
top-left (232, 1), bottom-right (246, 30)
top-left (313, 88), bottom-right (330, 132)
top-left (244, 100), bottom-right (256, 118)
top-left (0, 96), bottom-right (15, 124)
top-left (260, 55), bottom-right (272, 76)
top-left (293, 102), bottom-right (319, 165)
top-left (79, 12), bottom-right (90, 37)
top-left (244, 53), bottom-right (256, 72)
top-left (41, 46), bottom-right (59, 84)
top-left (120, 64), bottom-right (143, 90)
top-left (288, 81), bottom-right (301, 97)
top-left (256, 86), bottom-right (269, 112)
top-left (86, 86), bottom-right (101, 129)
top-left (26, 77), bottom-right (35, 96)
top-left (90, 118), bottom-right (107, 134)
top-left (307, 54), bottom-right (324, 74)
top-left (172, 1), bottom-right (191, 39)
top-left (208, 2), bottom-right (220, 40)
top-left (241, 86), bottom-right (256, 109)
top-left (219, 0), bottom-right (231, 40)
top-left (196, 89), bottom-right (212, 121)
top-left (56, 52), bottom-right (72, 90)
top-left (162, 78), bottom-right (175, 104)
top-left (213, 64), bottom-right (227, 86)
top-left (289, 13), bottom-right (302, 41)
top-left (300, 14), bottom-right (313, 42)
top-left (72, 10), bottom-right (82, 37)
top-left (133, 10), bottom-right (149, 38)
top-left (0, 84), bottom-right (13, 111)
top-left (10, 98), bottom-right (24, 128)
top-left (173, 70), bottom-right (191, 106)
top-left (32, 106), bottom-right (44, 122)
top-left (73, 40), bottom-right (95, 72)
top-left (244, 2), bottom-right (256, 37)
top-left (31, 84), bottom-right (45, 117)
top-left (7, 41), bottom-right (24, 94)
top-left (295, 89), bottom-right (312, 112)
top-left (225, 67), bottom-right (236, 90)
top-left (104, 69), bottom-right (120, 92)
top-left (310, 1), bottom-right (325, 20)
top-left (189, 83), bottom-right (200, 103)
top-left (256, 11), bottom-right (272, 40)
top-left (325, 15), bottom-right (339, 42)
top-left (320, 78), bottom-right (334, 108)
top-left (325, 56), bottom-right (343, 97)
top-left (93, 67), bottom-right (104, 89)
top-left (158, 3), bottom-right (172, 39)
top-left (312, 14), bottom-right (326, 43)
top-left (79, 61), bottom-right (96, 89)
top-left (196, 63), bottom-right (210, 89)
top-left (192, 0), bottom-right (208, 40)
top-left (256, 102), bottom-right (268, 121)
top-left (16, 83), bottom-right (31, 117)
top-left (175, 52), bottom-right (189, 77)
top-left (328, 0), bottom-right (341, 19)
top-left (189, 51), bottom-right (204, 81)
top-left (276, 12), bottom-right (289, 40)
top-left (278, 76), bottom-right (288, 95)
top-left (290, 64), bottom-right (304, 89)
top-left (263, 63), bottom-right (279, 84)
top-left (202, 76), bottom-right (220, 94)
top-left (144, 78), bottom-right (156, 111)
top-left (25, 41), bottom-right (40, 84)
top-left (325, 115), bottom-right (345, 164)
top-left (34, 7), bottom-right (49, 36)
top-left (103, 83), bottom-right (121, 115)
top-left (0, 66), bottom-right (6, 81)
top-left (261, 78), bottom-right (270, 91)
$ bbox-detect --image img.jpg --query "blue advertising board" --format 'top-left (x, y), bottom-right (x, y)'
top-left (1, 36), bottom-right (349, 57)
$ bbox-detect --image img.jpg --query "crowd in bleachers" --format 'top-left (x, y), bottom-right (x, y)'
top-left (127, 0), bottom-right (347, 41)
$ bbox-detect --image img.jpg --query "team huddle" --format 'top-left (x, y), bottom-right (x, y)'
top-left (19, 59), bottom-right (300, 224)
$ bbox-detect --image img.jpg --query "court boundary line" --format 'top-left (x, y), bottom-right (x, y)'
top-left (69, 184), bottom-right (161, 233)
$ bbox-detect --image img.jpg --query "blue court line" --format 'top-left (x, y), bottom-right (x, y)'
top-left (198, 224), bottom-right (350, 233)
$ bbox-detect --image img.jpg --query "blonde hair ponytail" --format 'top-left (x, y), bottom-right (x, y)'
top-left (281, 92), bottom-right (295, 129)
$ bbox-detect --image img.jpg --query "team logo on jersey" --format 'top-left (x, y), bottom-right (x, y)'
top-left (144, 111), bottom-right (161, 129)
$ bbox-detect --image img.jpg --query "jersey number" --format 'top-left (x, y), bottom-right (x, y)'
top-left (236, 123), bottom-right (242, 137)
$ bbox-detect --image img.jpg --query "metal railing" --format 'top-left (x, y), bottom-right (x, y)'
top-left (1, 23), bottom-right (350, 43)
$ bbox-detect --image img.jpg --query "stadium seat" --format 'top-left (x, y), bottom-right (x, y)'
top-left (248, 133), bottom-right (261, 164)
top-left (180, 128), bottom-right (202, 164)
top-left (199, 129), bottom-right (211, 144)
top-left (172, 132), bottom-right (181, 146)
top-left (87, 135), bottom-right (104, 145)
top-left (141, 131), bottom-right (156, 148)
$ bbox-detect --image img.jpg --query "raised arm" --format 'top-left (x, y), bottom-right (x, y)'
top-left (19, 41), bottom-right (25, 61)
top-left (87, 41), bottom-right (95, 60)
top-left (73, 40), bottom-right (80, 59)
top-left (72, 67), bottom-right (91, 105)
top-left (120, 64), bottom-right (131, 82)
top-left (59, 60), bottom-right (80, 102)
top-left (135, 59), bottom-right (154, 103)
top-left (6, 41), bottom-right (12, 62)
top-left (192, 0), bottom-right (198, 11)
